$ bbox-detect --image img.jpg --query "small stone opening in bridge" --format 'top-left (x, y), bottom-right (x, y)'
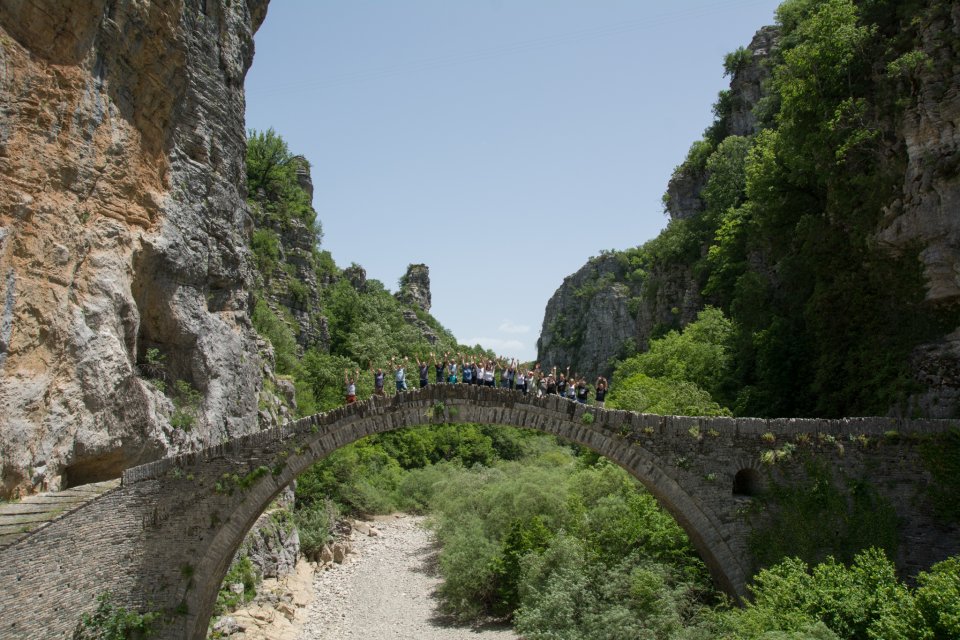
top-left (733, 468), bottom-right (761, 497)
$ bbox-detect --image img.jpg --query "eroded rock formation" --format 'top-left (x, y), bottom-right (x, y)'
top-left (396, 263), bottom-right (431, 312)
top-left (0, 0), bottom-right (269, 497)
top-left (538, 28), bottom-right (777, 380)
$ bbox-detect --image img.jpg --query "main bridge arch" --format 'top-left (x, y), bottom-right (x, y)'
top-left (4, 384), bottom-right (954, 639)
top-left (129, 384), bottom-right (758, 639)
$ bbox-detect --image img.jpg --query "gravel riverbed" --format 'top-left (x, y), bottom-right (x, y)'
top-left (297, 514), bottom-right (518, 640)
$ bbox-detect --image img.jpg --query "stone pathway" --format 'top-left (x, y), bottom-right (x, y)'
top-left (0, 480), bottom-right (120, 549)
top-left (298, 514), bottom-right (518, 640)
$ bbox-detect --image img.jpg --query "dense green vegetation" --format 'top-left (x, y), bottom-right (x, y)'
top-left (294, 428), bottom-right (959, 639)
top-left (245, 128), bottom-right (470, 418)
top-left (240, 1), bottom-right (960, 628)
top-left (608, 0), bottom-right (959, 419)
top-left (609, 307), bottom-right (735, 416)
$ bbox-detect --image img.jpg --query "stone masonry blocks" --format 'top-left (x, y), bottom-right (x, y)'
top-left (1, 386), bottom-right (957, 639)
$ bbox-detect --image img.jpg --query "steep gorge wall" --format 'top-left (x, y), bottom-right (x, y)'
top-left (538, 12), bottom-right (960, 416)
top-left (0, 0), bottom-right (270, 498)
top-left (878, 5), bottom-right (960, 415)
top-left (538, 27), bottom-right (776, 380)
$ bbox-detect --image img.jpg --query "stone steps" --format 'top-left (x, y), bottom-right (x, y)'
top-left (0, 480), bottom-right (120, 550)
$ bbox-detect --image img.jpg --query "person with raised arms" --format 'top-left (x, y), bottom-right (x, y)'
top-left (595, 376), bottom-right (609, 407)
top-left (576, 377), bottom-right (589, 404)
top-left (447, 354), bottom-right (459, 384)
top-left (556, 366), bottom-right (570, 398)
top-left (344, 368), bottom-right (360, 404)
top-left (501, 359), bottom-right (515, 389)
top-left (483, 359), bottom-right (496, 387)
top-left (460, 353), bottom-right (474, 385)
top-left (546, 368), bottom-right (557, 396)
top-left (415, 355), bottom-right (430, 389)
top-left (369, 362), bottom-right (386, 397)
top-left (431, 352), bottom-right (445, 384)
top-left (392, 356), bottom-right (409, 393)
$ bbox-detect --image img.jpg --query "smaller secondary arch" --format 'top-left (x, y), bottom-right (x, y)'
top-left (733, 467), bottom-right (762, 497)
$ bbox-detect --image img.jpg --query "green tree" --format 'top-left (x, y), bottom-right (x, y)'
top-left (246, 128), bottom-right (317, 229)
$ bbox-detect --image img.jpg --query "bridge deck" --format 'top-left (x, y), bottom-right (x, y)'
top-left (0, 479), bottom-right (120, 549)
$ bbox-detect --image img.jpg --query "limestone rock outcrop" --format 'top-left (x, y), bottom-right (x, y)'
top-left (727, 26), bottom-right (778, 138)
top-left (537, 254), bottom-right (638, 379)
top-left (396, 263), bottom-right (432, 312)
top-left (538, 28), bottom-right (777, 381)
top-left (876, 7), bottom-right (960, 416)
top-left (0, 0), bottom-right (269, 497)
top-left (245, 508), bottom-right (301, 580)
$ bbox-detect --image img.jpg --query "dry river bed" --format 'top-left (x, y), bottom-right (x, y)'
top-left (297, 514), bottom-right (517, 640)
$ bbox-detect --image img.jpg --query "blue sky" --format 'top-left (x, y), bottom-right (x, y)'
top-left (244, 0), bottom-right (782, 361)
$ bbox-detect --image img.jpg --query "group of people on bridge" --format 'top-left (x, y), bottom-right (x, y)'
top-left (344, 352), bottom-right (608, 407)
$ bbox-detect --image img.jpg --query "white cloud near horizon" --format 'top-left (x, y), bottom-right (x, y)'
top-left (498, 320), bottom-right (531, 334)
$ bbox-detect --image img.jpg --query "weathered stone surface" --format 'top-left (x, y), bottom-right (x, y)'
top-left (396, 263), bottom-right (432, 312)
top-left (536, 253), bottom-right (639, 379)
top-left (0, 0), bottom-right (269, 498)
top-left (342, 264), bottom-right (367, 291)
top-left (727, 26), bottom-right (778, 138)
top-left (319, 544), bottom-right (334, 564)
top-left (1, 386), bottom-right (956, 640)
top-left (245, 507), bottom-right (300, 580)
top-left (875, 8), bottom-right (960, 414)
top-left (212, 616), bottom-right (244, 635)
top-left (248, 158), bottom-right (328, 354)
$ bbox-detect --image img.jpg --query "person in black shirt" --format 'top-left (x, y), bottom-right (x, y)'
top-left (576, 378), bottom-right (589, 404)
top-left (431, 352), bottom-right (445, 384)
top-left (415, 355), bottom-right (430, 388)
top-left (595, 376), bottom-right (608, 407)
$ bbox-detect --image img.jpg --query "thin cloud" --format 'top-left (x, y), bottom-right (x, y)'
top-left (498, 321), bottom-right (531, 334)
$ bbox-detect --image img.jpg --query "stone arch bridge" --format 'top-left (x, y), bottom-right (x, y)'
top-left (1, 385), bottom-right (956, 639)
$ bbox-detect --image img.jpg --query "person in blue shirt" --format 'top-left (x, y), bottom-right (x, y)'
top-left (392, 356), bottom-right (409, 393)
top-left (460, 353), bottom-right (474, 385)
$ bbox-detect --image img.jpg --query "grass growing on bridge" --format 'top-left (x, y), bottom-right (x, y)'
top-left (746, 458), bottom-right (899, 572)
top-left (919, 429), bottom-right (960, 525)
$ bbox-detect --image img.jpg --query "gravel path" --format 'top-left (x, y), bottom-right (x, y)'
top-left (298, 514), bottom-right (518, 640)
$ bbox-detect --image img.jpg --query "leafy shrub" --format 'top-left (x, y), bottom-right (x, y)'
top-left (294, 499), bottom-right (338, 558)
top-left (608, 373), bottom-right (731, 417)
top-left (214, 555), bottom-right (257, 616)
top-left (74, 592), bottom-right (158, 640)
top-left (714, 548), bottom-right (957, 640)
top-left (251, 297), bottom-right (299, 376)
top-left (250, 228), bottom-right (280, 275)
top-left (170, 380), bottom-right (202, 431)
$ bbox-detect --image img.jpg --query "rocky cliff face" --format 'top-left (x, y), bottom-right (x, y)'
top-left (396, 263), bottom-right (432, 312)
top-left (540, 11), bottom-right (960, 416)
top-left (536, 254), bottom-right (636, 378)
top-left (0, 0), bottom-right (269, 498)
top-left (538, 28), bottom-right (776, 381)
top-left (249, 157), bottom-right (330, 355)
top-left (877, 6), bottom-right (960, 417)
